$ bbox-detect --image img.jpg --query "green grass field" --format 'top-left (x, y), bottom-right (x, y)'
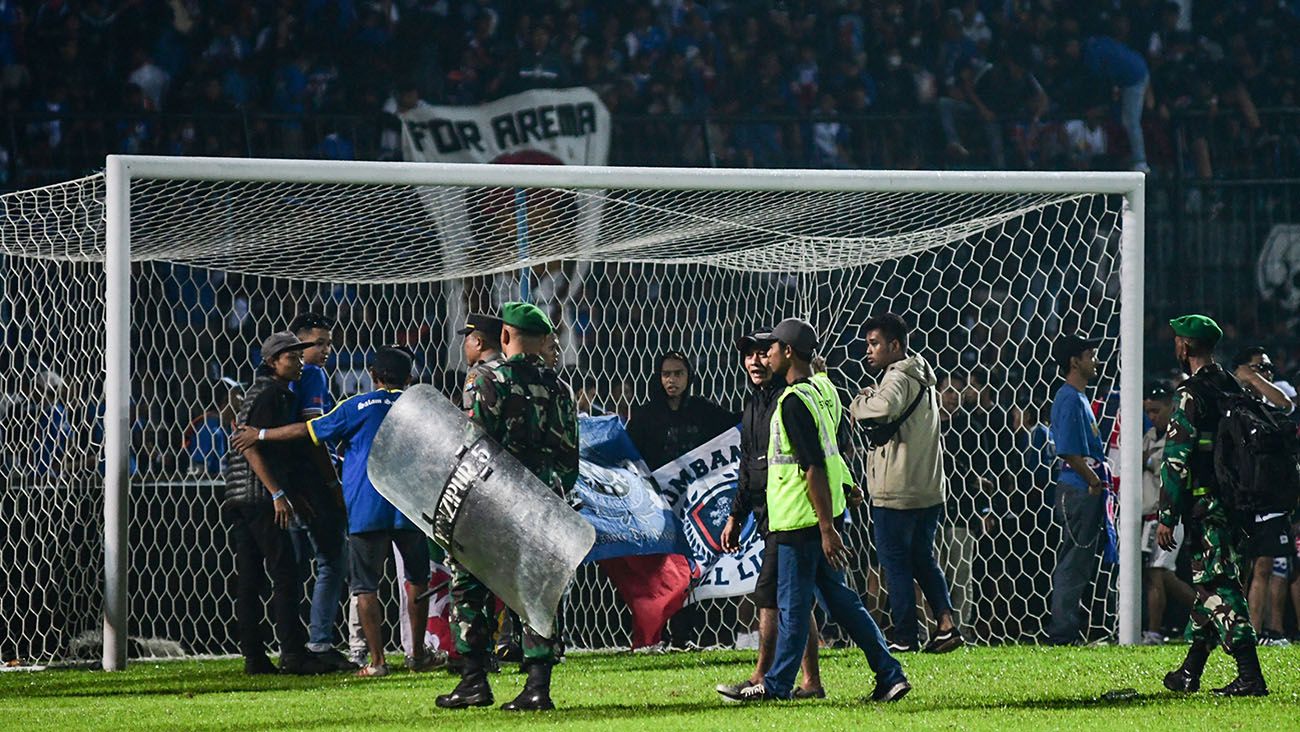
top-left (2, 645), bottom-right (1297, 731)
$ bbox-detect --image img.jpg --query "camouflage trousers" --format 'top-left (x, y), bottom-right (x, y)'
top-left (1183, 500), bottom-right (1256, 652)
top-left (449, 559), bottom-right (556, 664)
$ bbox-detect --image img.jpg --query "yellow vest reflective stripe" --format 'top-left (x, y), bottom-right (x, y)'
top-left (767, 381), bottom-right (848, 533)
top-left (810, 373), bottom-right (852, 491)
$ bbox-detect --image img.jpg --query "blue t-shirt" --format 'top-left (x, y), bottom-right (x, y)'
top-left (291, 363), bottom-right (334, 419)
top-left (1049, 383), bottom-right (1110, 490)
top-left (307, 388), bottom-right (414, 534)
top-left (1084, 36), bottom-right (1148, 87)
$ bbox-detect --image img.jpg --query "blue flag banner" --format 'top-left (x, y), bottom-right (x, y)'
top-left (574, 415), bottom-right (685, 562)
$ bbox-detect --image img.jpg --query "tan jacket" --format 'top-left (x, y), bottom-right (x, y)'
top-left (850, 354), bottom-right (946, 510)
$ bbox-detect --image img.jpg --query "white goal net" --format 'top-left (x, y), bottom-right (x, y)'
top-left (0, 159), bottom-right (1144, 665)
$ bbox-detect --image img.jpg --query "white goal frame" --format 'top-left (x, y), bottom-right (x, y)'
top-left (101, 155), bottom-right (1145, 669)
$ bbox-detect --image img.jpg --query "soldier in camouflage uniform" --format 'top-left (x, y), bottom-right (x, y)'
top-left (1157, 314), bottom-right (1268, 697)
top-left (458, 313), bottom-right (505, 411)
top-left (436, 302), bottom-right (579, 712)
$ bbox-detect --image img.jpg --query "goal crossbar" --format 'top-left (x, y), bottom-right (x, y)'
top-left (99, 155), bottom-right (1146, 670)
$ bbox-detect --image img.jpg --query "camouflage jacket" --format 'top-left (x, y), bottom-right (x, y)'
top-left (1158, 363), bottom-right (1240, 528)
top-left (461, 352), bottom-right (504, 410)
top-left (469, 353), bottom-right (579, 497)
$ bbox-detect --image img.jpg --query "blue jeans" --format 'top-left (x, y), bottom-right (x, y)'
top-left (291, 507), bottom-right (349, 652)
top-left (873, 504), bottom-right (955, 645)
top-left (763, 539), bottom-right (904, 699)
top-left (1119, 74), bottom-right (1148, 167)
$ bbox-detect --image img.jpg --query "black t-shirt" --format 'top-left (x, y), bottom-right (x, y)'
top-left (770, 380), bottom-right (841, 544)
top-left (243, 378), bottom-right (311, 496)
top-left (627, 395), bottom-right (738, 470)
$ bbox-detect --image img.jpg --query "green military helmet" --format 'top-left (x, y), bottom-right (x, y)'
top-left (501, 301), bottom-right (554, 335)
top-left (1168, 314), bottom-right (1223, 344)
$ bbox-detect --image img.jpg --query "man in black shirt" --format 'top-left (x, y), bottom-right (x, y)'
top-left (627, 350), bottom-right (737, 470)
top-left (223, 332), bottom-right (330, 676)
top-left (627, 349), bottom-right (737, 648)
top-left (717, 332), bottom-right (824, 698)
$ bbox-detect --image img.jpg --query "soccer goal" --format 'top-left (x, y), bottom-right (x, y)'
top-left (0, 156), bottom-right (1144, 669)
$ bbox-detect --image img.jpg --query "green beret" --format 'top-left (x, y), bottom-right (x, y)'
top-left (501, 301), bottom-right (554, 335)
top-left (1169, 314), bottom-right (1222, 343)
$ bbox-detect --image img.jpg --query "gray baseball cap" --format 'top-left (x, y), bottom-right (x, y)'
top-left (261, 331), bottom-right (312, 361)
top-left (758, 318), bottom-right (819, 356)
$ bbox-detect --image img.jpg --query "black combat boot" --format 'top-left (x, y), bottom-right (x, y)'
top-left (435, 654), bottom-right (494, 709)
top-left (500, 661), bottom-right (555, 711)
top-left (1163, 638), bottom-right (1212, 692)
top-left (1213, 643), bottom-right (1269, 697)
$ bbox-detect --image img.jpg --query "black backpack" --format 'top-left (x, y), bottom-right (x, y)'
top-left (1213, 393), bottom-right (1300, 514)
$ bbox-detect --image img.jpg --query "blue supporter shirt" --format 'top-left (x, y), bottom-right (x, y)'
top-left (307, 388), bottom-right (414, 534)
top-left (1050, 383), bottom-right (1110, 490)
top-left (291, 363), bottom-right (334, 419)
top-left (1083, 36), bottom-right (1148, 87)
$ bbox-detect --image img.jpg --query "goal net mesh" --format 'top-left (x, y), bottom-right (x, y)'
top-left (0, 170), bottom-right (1126, 663)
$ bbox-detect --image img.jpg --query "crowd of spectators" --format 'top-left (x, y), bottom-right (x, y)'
top-left (0, 1), bottom-right (1298, 185)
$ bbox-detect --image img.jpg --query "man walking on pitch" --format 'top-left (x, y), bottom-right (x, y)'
top-left (234, 346), bottom-right (441, 678)
top-left (717, 331), bottom-right (824, 700)
top-left (1045, 333), bottom-right (1111, 646)
top-left (850, 313), bottom-right (962, 654)
top-left (437, 302), bottom-right (579, 712)
top-left (285, 312), bottom-right (353, 671)
top-left (1139, 382), bottom-right (1194, 645)
top-left (1158, 315), bottom-right (1268, 696)
top-left (459, 311), bottom-right (522, 664)
top-left (721, 318), bottom-right (908, 703)
top-left (223, 332), bottom-right (330, 676)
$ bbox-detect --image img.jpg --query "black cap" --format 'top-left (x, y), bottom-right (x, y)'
top-left (261, 331), bottom-right (312, 361)
top-left (763, 318), bottom-right (819, 357)
top-left (457, 313), bottom-right (504, 337)
top-left (735, 331), bottom-right (776, 353)
top-left (370, 345), bottom-right (414, 378)
top-left (1144, 381), bottom-right (1174, 400)
top-left (1052, 333), bottom-right (1102, 369)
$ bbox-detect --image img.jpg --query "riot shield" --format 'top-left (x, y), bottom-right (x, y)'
top-left (367, 384), bottom-right (593, 640)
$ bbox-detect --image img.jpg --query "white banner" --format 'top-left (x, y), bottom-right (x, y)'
top-left (397, 88), bottom-right (610, 368)
top-left (399, 87), bottom-right (610, 165)
top-left (654, 428), bottom-right (766, 602)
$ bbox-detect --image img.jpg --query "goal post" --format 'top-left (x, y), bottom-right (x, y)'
top-left (57, 156), bottom-right (1147, 669)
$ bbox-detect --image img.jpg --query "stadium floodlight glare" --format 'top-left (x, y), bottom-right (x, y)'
top-left (1, 156), bottom-right (1143, 670)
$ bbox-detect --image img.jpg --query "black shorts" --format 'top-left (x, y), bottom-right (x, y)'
top-left (348, 529), bottom-right (430, 595)
top-left (752, 537), bottom-right (779, 610)
top-left (1245, 514), bottom-right (1293, 559)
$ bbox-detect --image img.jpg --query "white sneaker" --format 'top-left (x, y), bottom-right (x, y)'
top-left (1142, 631), bottom-right (1165, 646)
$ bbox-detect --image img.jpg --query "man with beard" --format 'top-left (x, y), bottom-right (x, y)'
top-left (1159, 316), bottom-right (1268, 696)
top-left (716, 332), bottom-right (824, 700)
